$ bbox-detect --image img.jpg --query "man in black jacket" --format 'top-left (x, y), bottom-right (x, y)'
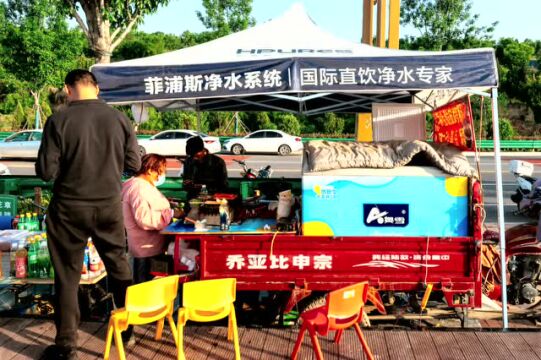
top-left (182, 136), bottom-right (228, 199)
top-left (36, 69), bottom-right (141, 360)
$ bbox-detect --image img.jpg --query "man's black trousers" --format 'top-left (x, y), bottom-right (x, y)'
top-left (46, 198), bottom-right (133, 349)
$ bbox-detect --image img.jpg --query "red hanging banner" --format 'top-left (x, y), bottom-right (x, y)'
top-left (432, 96), bottom-right (475, 150)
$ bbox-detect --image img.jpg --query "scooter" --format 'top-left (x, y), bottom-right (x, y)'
top-left (510, 160), bottom-right (541, 219)
top-left (233, 159), bottom-right (273, 179)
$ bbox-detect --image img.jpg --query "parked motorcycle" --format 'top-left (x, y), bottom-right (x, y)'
top-left (509, 160), bottom-right (541, 219)
top-left (483, 220), bottom-right (541, 306)
top-left (233, 159), bottom-right (273, 179)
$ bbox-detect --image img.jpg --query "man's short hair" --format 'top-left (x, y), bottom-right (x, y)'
top-left (186, 136), bottom-right (205, 156)
top-left (64, 69), bottom-right (98, 87)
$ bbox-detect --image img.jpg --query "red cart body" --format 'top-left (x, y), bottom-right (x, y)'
top-left (171, 180), bottom-right (484, 310)
top-left (174, 233), bottom-right (482, 309)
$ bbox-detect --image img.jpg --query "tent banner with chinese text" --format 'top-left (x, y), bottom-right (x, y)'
top-left (92, 51), bottom-right (497, 104)
top-left (432, 96), bottom-right (475, 151)
top-left (92, 59), bottom-right (294, 103)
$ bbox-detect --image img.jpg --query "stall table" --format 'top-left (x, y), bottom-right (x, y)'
top-left (0, 271), bottom-right (106, 286)
top-left (162, 218), bottom-right (296, 275)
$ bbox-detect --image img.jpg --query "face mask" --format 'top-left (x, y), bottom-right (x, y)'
top-left (154, 174), bottom-right (166, 187)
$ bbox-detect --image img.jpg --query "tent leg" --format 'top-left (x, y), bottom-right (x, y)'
top-left (491, 87), bottom-right (508, 330)
top-left (197, 111), bottom-right (201, 132)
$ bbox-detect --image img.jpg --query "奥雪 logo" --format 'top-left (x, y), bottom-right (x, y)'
top-left (363, 204), bottom-right (409, 227)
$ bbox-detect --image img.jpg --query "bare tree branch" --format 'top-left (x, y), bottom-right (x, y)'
top-left (125, 0), bottom-right (132, 20)
top-left (110, 15), bottom-right (139, 51)
top-left (111, 27), bottom-right (121, 40)
top-left (73, 9), bottom-right (90, 39)
top-left (66, 1), bottom-right (90, 39)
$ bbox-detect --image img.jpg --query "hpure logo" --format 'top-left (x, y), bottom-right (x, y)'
top-left (236, 48), bottom-right (353, 55)
top-left (363, 204), bottom-right (409, 227)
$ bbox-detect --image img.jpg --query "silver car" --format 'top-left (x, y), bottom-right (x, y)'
top-left (0, 130), bottom-right (43, 159)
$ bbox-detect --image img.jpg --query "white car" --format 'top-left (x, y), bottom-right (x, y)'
top-left (0, 163), bottom-right (10, 175)
top-left (138, 130), bottom-right (221, 157)
top-left (0, 130), bottom-right (42, 159)
top-left (223, 130), bottom-right (303, 155)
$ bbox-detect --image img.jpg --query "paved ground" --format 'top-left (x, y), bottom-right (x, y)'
top-left (2, 152), bottom-right (540, 226)
top-left (0, 317), bottom-right (540, 360)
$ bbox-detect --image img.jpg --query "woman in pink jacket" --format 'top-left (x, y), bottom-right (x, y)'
top-left (122, 154), bottom-right (182, 283)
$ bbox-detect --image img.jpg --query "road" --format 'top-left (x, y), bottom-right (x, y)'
top-left (2, 152), bottom-right (540, 226)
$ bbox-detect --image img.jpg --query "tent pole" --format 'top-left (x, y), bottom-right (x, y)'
top-left (197, 111), bottom-right (201, 132)
top-left (490, 87), bottom-right (508, 329)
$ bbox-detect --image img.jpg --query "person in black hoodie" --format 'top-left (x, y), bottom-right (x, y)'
top-left (36, 69), bottom-right (141, 360)
top-left (182, 136), bottom-right (228, 199)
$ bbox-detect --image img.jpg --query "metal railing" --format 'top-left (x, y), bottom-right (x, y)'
top-left (1, 132), bottom-right (539, 150)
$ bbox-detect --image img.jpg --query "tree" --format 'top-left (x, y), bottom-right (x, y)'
top-left (61, 0), bottom-right (170, 63)
top-left (495, 38), bottom-right (535, 100)
top-left (274, 113), bottom-right (301, 135)
top-left (401, 0), bottom-right (497, 51)
top-left (527, 76), bottom-right (541, 123)
top-left (322, 113), bottom-right (345, 135)
top-left (256, 112), bottom-right (276, 130)
top-left (113, 31), bottom-right (185, 61)
top-left (138, 110), bottom-right (208, 133)
top-left (1, 0), bottom-right (87, 128)
top-left (197, 0), bottom-right (255, 38)
top-left (495, 38), bottom-right (541, 123)
top-left (485, 118), bottom-right (515, 140)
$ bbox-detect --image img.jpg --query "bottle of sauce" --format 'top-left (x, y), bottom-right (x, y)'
top-left (219, 199), bottom-right (230, 231)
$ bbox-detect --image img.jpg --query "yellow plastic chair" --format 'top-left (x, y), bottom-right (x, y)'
top-left (177, 278), bottom-right (240, 360)
top-left (104, 275), bottom-right (180, 360)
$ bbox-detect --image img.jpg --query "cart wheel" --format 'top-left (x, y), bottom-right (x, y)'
top-left (293, 293), bottom-right (327, 326)
top-left (361, 310), bottom-right (371, 327)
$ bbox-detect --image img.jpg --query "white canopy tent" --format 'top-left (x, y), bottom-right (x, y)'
top-left (91, 3), bottom-right (509, 328)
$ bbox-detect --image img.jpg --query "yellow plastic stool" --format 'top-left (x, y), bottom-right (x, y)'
top-left (177, 278), bottom-right (240, 360)
top-left (104, 275), bottom-right (180, 360)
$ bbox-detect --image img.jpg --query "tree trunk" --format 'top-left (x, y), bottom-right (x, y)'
top-left (71, 1), bottom-right (142, 64)
top-left (79, 1), bottom-right (112, 64)
top-left (30, 90), bottom-right (41, 129)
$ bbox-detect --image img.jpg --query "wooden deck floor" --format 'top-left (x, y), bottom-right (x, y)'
top-left (0, 317), bottom-right (540, 360)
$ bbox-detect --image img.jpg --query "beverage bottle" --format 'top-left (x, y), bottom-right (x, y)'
top-left (32, 213), bottom-right (39, 231)
top-left (33, 236), bottom-right (40, 277)
top-left (41, 215), bottom-right (47, 232)
top-left (81, 244), bottom-right (89, 279)
top-left (12, 215), bottom-right (20, 230)
top-left (27, 237), bottom-right (37, 278)
top-left (219, 199), bottom-right (230, 231)
top-left (88, 240), bottom-right (100, 274)
top-left (26, 237), bottom-right (32, 277)
top-left (18, 214), bottom-right (25, 230)
top-left (26, 213), bottom-right (32, 230)
top-left (38, 236), bottom-right (49, 278)
top-left (10, 242), bottom-right (17, 277)
top-left (15, 240), bottom-right (27, 278)
top-left (200, 184), bottom-right (208, 197)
